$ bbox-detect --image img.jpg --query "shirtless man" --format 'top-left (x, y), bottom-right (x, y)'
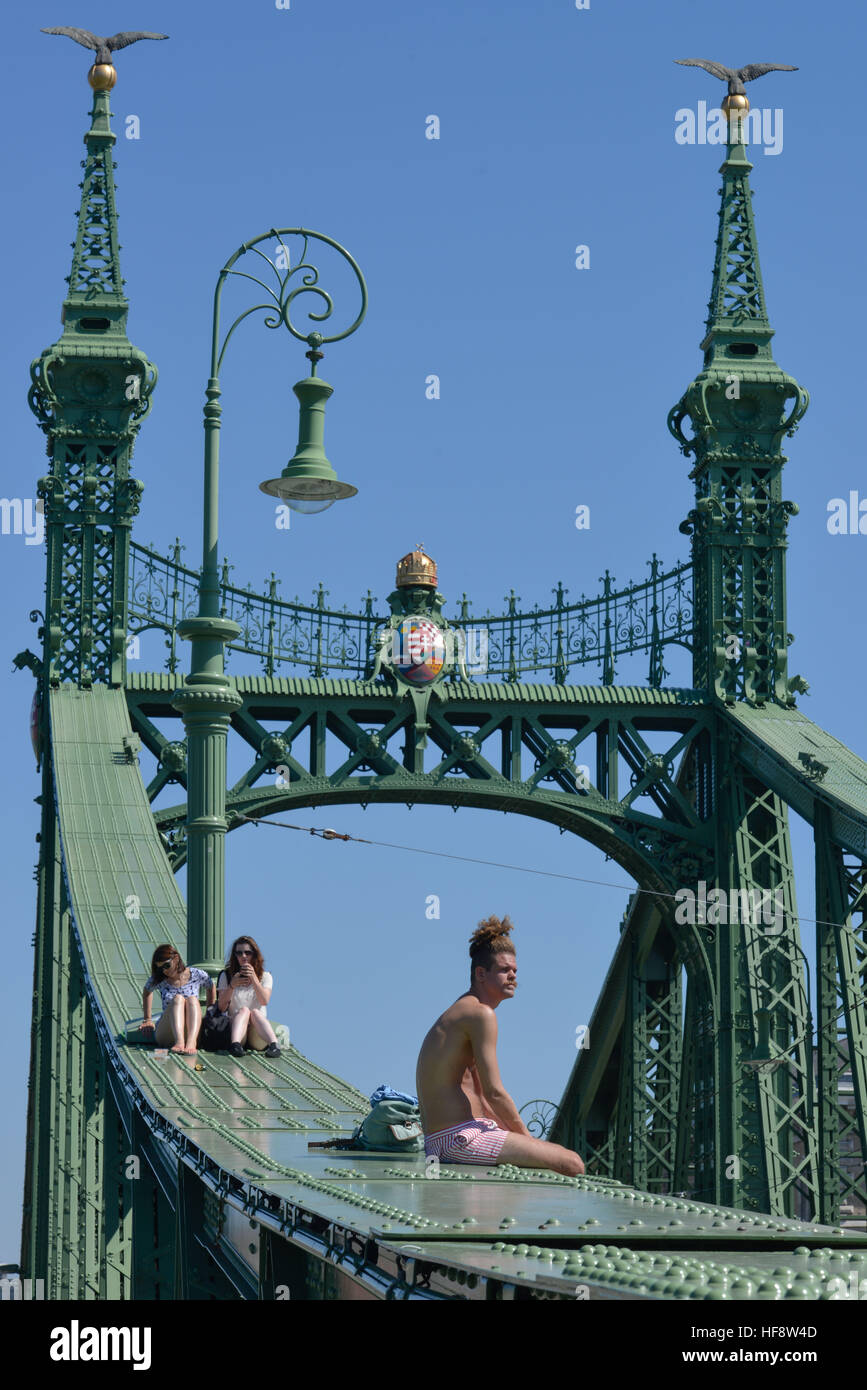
top-left (416, 915), bottom-right (584, 1176)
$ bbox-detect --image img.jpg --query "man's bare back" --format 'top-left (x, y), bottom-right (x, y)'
top-left (416, 992), bottom-right (509, 1134)
top-left (416, 942), bottom-right (584, 1177)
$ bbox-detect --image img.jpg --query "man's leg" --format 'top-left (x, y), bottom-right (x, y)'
top-left (498, 1132), bottom-right (584, 1177)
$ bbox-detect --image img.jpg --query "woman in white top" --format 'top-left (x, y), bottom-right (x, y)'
top-left (217, 935), bottom-right (280, 1058)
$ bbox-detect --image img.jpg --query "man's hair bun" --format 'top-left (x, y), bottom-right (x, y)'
top-left (469, 915), bottom-right (515, 970)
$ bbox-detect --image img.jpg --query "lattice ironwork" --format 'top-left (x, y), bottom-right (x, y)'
top-left (583, 1128), bottom-right (617, 1180)
top-left (706, 171), bottom-right (768, 330)
top-left (815, 807), bottom-right (867, 1224)
top-left (90, 530), bottom-right (114, 683)
top-left (734, 777), bottom-right (816, 1218)
top-left (47, 445), bottom-right (130, 685)
top-left (643, 964), bottom-right (683, 1191)
top-left (125, 685), bottom-right (715, 896)
top-left (682, 461), bottom-right (799, 706)
top-left (69, 146), bottom-right (123, 298)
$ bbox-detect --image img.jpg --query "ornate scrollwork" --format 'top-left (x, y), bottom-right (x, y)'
top-left (128, 542), bottom-right (693, 685)
top-left (29, 357), bottom-right (60, 436)
top-left (778, 382), bottom-right (810, 438)
top-left (615, 592), bottom-right (648, 649)
top-left (212, 227), bottom-right (368, 374)
top-left (115, 477), bottom-right (144, 521)
top-left (694, 438), bottom-right (780, 466)
top-left (518, 1099), bottom-right (559, 1139)
top-left (667, 397), bottom-right (695, 456)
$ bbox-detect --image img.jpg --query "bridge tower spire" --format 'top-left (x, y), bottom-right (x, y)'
top-left (29, 67), bottom-right (156, 689)
top-left (663, 85), bottom-right (818, 1216)
top-left (22, 56), bottom-right (160, 1293)
top-left (669, 111), bottom-right (809, 706)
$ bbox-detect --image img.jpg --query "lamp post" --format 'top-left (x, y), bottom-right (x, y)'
top-left (173, 228), bottom-right (367, 973)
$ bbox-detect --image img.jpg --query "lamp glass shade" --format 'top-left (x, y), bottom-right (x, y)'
top-left (285, 497), bottom-right (335, 515)
top-left (259, 473), bottom-right (357, 507)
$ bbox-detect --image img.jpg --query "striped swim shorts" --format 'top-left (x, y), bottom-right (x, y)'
top-left (424, 1117), bottom-right (509, 1165)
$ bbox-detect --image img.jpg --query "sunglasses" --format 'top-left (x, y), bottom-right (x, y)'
top-left (235, 948), bottom-right (253, 956)
top-left (157, 959), bottom-right (175, 969)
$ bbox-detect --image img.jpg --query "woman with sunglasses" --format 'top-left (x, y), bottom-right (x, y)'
top-left (217, 936), bottom-right (280, 1058)
top-left (141, 945), bottom-right (216, 1055)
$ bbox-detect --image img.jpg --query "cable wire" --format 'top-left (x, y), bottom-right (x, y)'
top-left (236, 813), bottom-right (864, 933)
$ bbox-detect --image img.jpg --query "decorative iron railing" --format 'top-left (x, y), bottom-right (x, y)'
top-left (128, 541), bottom-right (693, 684)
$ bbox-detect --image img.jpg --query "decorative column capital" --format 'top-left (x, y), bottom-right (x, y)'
top-left (176, 614), bottom-right (242, 646)
top-left (171, 686), bottom-right (243, 717)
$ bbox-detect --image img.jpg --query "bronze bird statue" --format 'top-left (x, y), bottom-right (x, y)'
top-left (674, 59), bottom-right (798, 96)
top-left (41, 27), bottom-right (168, 65)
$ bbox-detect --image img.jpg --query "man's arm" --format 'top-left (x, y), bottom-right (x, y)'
top-left (467, 1007), bottom-right (531, 1135)
top-left (462, 1063), bottom-right (499, 1122)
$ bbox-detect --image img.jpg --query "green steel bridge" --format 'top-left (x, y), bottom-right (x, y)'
top-left (17, 55), bottom-right (867, 1299)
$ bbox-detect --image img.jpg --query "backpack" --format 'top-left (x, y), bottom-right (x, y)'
top-left (199, 1002), bottom-right (232, 1051)
top-left (351, 1099), bottom-right (423, 1152)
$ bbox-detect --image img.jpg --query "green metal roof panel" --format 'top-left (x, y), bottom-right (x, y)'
top-left (376, 1238), bottom-right (867, 1300)
top-left (49, 685), bottom-right (371, 1134)
top-left (727, 703), bottom-right (867, 854)
top-left (229, 1149), bottom-right (866, 1247)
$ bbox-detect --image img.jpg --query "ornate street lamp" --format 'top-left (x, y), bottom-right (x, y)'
top-left (172, 229), bottom-right (367, 972)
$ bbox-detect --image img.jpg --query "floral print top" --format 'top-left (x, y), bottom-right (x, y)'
top-left (144, 966), bottom-right (213, 1007)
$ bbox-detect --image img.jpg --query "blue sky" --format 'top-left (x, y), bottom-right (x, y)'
top-left (2, 0), bottom-right (865, 1259)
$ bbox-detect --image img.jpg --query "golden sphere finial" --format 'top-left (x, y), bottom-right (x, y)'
top-left (721, 92), bottom-right (750, 117)
top-left (88, 63), bottom-right (117, 91)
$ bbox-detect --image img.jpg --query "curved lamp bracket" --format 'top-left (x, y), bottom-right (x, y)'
top-left (211, 226), bottom-right (368, 376)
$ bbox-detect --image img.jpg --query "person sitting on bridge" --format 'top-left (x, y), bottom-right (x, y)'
top-left (141, 946), bottom-right (216, 1056)
top-left (217, 935), bottom-right (281, 1058)
top-left (416, 916), bottom-right (584, 1176)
